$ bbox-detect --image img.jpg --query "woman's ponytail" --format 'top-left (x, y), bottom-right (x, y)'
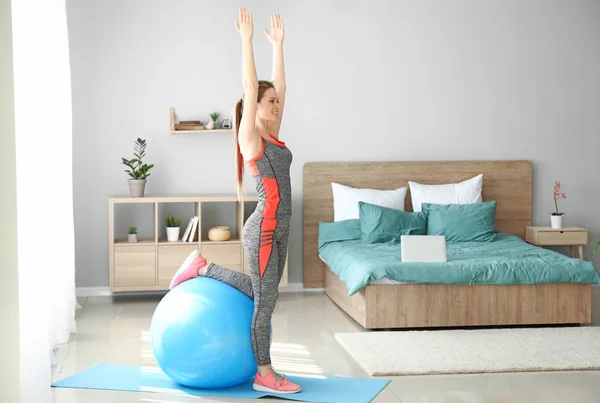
top-left (233, 98), bottom-right (244, 198)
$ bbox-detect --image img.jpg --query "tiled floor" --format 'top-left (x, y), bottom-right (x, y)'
top-left (52, 292), bottom-right (600, 402)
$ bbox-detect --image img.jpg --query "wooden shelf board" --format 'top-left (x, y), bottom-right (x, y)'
top-left (114, 238), bottom-right (155, 245)
top-left (113, 239), bottom-right (241, 246)
top-left (201, 239), bottom-right (241, 245)
top-left (170, 129), bottom-right (232, 134)
top-left (109, 194), bottom-right (259, 203)
top-left (157, 239), bottom-right (200, 245)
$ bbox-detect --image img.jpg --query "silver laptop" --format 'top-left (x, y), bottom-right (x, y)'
top-left (400, 235), bottom-right (447, 263)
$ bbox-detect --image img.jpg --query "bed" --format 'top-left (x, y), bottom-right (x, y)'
top-left (302, 160), bottom-right (599, 329)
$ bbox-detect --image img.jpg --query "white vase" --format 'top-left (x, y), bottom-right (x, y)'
top-left (205, 120), bottom-right (215, 130)
top-left (166, 227), bottom-right (180, 242)
top-left (128, 234), bottom-right (138, 243)
top-left (551, 214), bottom-right (563, 229)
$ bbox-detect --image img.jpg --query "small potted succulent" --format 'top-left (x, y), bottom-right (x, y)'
top-left (551, 181), bottom-right (567, 229)
top-left (128, 226), bottom-right (138, 243)
top-left (206, 112), bottom-right (219, 130)
top-left (166, 215), bottom-right (181, 242)
top-left (122, 138), bottom-right (154, 197)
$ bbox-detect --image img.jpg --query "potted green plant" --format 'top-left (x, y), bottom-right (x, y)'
top-left (166, 215), bottom-right (181, 242)
top-left (206, 112), bottom-right (219, 130)
top-left (551, 181), bottom-right (567, 229)
top-left (122, 138), bottom-right (154, 197)
top-left (128, 226), bottom-right (138, 243)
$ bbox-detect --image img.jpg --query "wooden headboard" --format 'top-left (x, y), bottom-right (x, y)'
top-left (302, 160), bottom-right (533, 288)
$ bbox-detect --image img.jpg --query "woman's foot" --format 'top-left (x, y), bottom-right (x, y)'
top-left (252, 369), bottom-right (300, 394)
top-left (168, 250), bottom-right (208, 289)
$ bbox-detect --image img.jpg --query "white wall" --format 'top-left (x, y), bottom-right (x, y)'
top-left (67, 0), bottom-right (600, 289)
top-left (0, 0), bottom-right (21, 400)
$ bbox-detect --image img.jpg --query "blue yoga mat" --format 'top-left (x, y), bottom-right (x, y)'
top-left (52, 364), bottom-right (390, 403)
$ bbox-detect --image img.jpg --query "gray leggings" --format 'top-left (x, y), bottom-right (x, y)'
top-left (204, 212), bottom-right (289, 366)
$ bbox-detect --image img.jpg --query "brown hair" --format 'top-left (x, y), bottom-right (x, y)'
top-left (234, 80), bottom-right (275, 196)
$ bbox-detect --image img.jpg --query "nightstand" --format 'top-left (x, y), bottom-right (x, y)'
top-left (525, 226), bottom-right (588, 259)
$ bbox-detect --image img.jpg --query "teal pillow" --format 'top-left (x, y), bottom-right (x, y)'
top-left (318, 219), bottom-right (361, 249)
top-left (359, 201), bottom-right (427, 243)
top-left (422, 201), bottom-right (497, 242)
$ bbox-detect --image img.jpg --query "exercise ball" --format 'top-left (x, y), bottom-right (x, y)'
top-left (150, 276), bottom-right (258, 389)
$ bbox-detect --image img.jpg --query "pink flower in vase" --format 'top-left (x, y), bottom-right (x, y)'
top-left (552, 181), bottom-right (566, 216)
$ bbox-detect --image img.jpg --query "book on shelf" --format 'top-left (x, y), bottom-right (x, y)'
top-left (188, 217), bottom-right (199, 242)
top-left (181, 217), bottom-right (198, 242)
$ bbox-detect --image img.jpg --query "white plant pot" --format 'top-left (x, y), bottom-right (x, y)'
top-left (128, 179), bottom-right (146, 197)
top-left (166, 227), bottom-right (180, 242)
top-left (128, 234), bottom-right (138, 243)
top-left (551, 214), bottom-right (563, 229)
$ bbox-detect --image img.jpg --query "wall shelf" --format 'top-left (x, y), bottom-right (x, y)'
top-left (169, 107), bottom-right (232, 135)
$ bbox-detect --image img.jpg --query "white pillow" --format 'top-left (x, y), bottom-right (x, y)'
top-left (409, 174), bottom-right (483, 212)
top-left (331, 182), bottom-right (407, 221)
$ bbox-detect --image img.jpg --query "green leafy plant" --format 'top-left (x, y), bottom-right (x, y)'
top-left (210, 112), bottom-right (219, 122)
top-left (122, 138), bottom-right (154, 180)
top-left (592, 236), bottom-right (600, 256)
top-left (166, 215), bottom-right (181, 228)
top-left (128, 226), bottom-right (137, 234)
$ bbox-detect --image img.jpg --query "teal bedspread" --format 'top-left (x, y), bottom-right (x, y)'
top-left (318, 232), bottom-right (600, 295)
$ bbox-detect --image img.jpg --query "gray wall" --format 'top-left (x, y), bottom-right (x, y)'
top-left (67, 0), bottom-right (600, 289)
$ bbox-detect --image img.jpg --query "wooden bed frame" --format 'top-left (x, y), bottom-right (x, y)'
top-left (302, 160), bottom-right (591, 329)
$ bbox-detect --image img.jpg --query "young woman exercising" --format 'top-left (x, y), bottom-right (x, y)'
top-left (168, 7), bottom-right (300, 395)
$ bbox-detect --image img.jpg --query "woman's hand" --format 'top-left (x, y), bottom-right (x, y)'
top-left (264, 13), bottom-right (284, 46)
top-left (235, 7), bottom-right (254, 40)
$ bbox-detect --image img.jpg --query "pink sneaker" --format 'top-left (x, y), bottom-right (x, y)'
top-left (252, 370), bottom-right (301, 394)
top-left (168, 250), bottom-right (207, 289)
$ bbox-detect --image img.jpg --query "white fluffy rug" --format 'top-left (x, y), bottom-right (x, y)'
top-left (335, 327), bottom-right (600, 376)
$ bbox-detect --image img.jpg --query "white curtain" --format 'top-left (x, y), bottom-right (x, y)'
top-left (11, 0), bottom-right (78, 393)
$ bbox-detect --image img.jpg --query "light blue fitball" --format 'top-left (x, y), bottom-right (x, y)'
top-left (150, 276), bottom-right (260, 389)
